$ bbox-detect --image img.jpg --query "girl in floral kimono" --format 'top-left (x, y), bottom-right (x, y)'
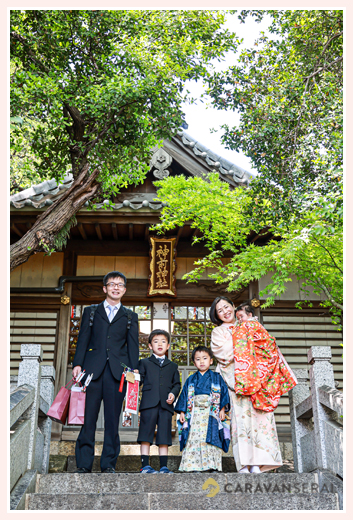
top-left (210, 297), bottom-right (297, 474)
top-left (174, 346), bottom-right (230, 472)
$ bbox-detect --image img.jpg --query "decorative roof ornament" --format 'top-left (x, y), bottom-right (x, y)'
top-left (150, 148), bottom-right (172, 180)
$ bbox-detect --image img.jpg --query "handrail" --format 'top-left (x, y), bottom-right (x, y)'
top-left (289, 346), bottom-right (343, 479)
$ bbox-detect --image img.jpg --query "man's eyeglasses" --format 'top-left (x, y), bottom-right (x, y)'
top-left (105, 283), bottom-right (125, 289)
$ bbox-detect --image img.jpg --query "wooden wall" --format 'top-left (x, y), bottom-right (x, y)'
top-left (76, 255), bottom-right (228, 280)
top-left (10, 253), bottom-right (64, 287)
top-left (10, 310), bottom-right (59, 375)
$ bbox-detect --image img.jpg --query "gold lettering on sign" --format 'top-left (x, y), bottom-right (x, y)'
top-left (148, 236), bottom-right (177, 297)
top-left (156, 245), bottom-right (169, 288)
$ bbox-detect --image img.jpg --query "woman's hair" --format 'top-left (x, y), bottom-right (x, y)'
top-left (209, 296), bottom-right (235, 326)
top-left (235, 301), bottom-right (255, 317)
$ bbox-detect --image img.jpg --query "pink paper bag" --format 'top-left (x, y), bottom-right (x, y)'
top-left (47, 384), bottom-right (71, 425)
top-left (67, 389), bottom-right (86, 425)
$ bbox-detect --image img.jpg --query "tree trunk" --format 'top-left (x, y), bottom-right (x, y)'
top-left (10, 165), bottom-right (100, 272)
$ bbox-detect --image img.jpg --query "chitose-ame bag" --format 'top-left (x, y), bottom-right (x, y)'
top-left (47, 378), bottom-right (75, 425)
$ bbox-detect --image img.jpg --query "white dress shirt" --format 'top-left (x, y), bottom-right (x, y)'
top-left (153, 353), bottom-right (166, 363)
top-left (104, 300), bottom-right (121, 321)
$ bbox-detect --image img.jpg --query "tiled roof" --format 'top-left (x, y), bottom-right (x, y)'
top-left (10, 174), bottom-right (165, 210)
top-left (10, 129), bottom-right (254, 210)
top-left (174, 129), bottom-right (254, 185)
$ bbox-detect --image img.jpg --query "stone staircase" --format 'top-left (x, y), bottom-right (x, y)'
top-left (26, 457), bottom-right (339, 510)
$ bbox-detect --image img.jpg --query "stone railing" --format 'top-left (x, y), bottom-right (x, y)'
top-left (10, 344), bottom-right (55, 510)
top-left (289, 346), bottom-right (343, 508)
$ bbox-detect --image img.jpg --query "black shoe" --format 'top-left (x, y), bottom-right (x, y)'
top-left (75, 468), bottom-right (91, 473)
top-left (102, 467), bottom-right (116, 473)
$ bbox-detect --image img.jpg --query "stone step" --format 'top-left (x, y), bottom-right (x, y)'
top-left (26, 492), bottom-right (339, 510)
top-left (49, 440), bottom-right (294, 458)
top-left (66, 455), bottom-right (239, 473)
top-left (37, 472), bottom-right (317, 494)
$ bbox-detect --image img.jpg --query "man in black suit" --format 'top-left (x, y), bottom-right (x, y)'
top-left (136, 329), bottom-right (181, 473)
top-left (72, 271), bottom-right (139, 473)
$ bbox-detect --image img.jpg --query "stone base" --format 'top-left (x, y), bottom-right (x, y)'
top-left (27, 472), bottom-right (339, 510)
top-left (49, 455), bottom-right (68, 473)
top-left (10, 469), bottom-right (37, 510)
top-left (27, 491), bottom-right (339, 510)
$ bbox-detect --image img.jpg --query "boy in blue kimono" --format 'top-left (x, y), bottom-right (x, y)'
top-left (174, 346), bottom-right (230, 472)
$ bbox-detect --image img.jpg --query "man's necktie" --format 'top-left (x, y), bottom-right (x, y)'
top-left (107, 305), bottom-right (116, 322)
top-left (158, 358), bottom-right (164, 366)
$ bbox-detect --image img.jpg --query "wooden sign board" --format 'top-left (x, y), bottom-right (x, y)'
top-left (148, 236), bottom-right (177, 297)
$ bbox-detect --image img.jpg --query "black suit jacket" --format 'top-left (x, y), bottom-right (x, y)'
top-left (72, 302), bottom-right (139, 381)
top-left (138, 356), bottom-right (181, 413)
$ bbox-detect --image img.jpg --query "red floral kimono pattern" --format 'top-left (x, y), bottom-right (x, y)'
top-left (231, 319), bottom-right (297, 412)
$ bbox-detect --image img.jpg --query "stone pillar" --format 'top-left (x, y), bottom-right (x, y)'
top-left (308, 346), bottom-right (335, 470)
top-left (288, 368), bottom-right (312, 473)
top-left (17, 344), bottom-right (43, 470)
top-left (39, 365), bottom-right (56, 473)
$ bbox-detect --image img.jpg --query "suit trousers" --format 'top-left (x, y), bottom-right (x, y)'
top-left (75, 360), bottom-right (126, 471)
top-left (137, 403), bottom-right (173, 446)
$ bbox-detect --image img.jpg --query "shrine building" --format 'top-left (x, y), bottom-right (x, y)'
top-left (10, 128), bottom-right (343, 442)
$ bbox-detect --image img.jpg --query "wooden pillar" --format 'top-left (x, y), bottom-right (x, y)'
top-left (63, 250), bottom-right (77, 276)
top-left (249, 279), bottom-right (261, 320)
top-left (51, 282), bottom-right (72, 440)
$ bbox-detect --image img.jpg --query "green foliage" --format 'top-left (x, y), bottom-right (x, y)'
top-left (10, 10), bottom-right (239, 200)
top-left (53, 216), bottom-right (78, 251)
top-left (153, 10), bottom-right (343, 327)
top-left (208, 10), bottom-right (342, 214)
top-left (154, 170), bottom-right (342, 326)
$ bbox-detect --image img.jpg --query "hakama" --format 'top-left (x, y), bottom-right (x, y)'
top-left (175, 370), bottom-right (230, 473)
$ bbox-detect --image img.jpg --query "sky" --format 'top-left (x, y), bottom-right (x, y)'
top-left (181, 12), bottom-right (273, 177)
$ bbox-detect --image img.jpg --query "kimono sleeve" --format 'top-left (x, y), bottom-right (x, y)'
top-left (219, 374), bottom-right (230, 411)
top-left (210, 326), bottom-right (234, 367)
top-left (174, 378), bottom-right (189, 413)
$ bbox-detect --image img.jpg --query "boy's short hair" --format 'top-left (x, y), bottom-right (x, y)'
top-left (148, 329), bottom-right (170, 345)
top-left (235, 301), bottom-right (255, 317)
top-left (103, 271), bottom-right (127, 286)
top-left (191, 346), bottom-right (213, 363)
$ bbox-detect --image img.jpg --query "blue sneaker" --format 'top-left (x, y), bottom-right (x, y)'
top-left (140, 465), bottom-right (158, 474)
top-left (159, 466), bottom-right (173, 474)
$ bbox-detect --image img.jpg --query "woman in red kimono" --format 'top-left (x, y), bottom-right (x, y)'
top-left (210, 297), bottom-right (297, 474)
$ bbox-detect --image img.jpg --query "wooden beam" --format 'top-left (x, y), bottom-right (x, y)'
top-left (95, 223), bottom-right (103, 240)
top-left (175, 226), bottom-right (183, 246)
top-left (63, 239), bottom-right (231, 258)
top-left (111, 222), bottom-right (118, 240)
top-left (144, 224), bottom-right (150, 241)
top-left (129, 223), bottom-right (134, 241)
top-left (11, 223), bottom-right (23, 237)
top-left (77, 223), bottom-right (87, 240)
